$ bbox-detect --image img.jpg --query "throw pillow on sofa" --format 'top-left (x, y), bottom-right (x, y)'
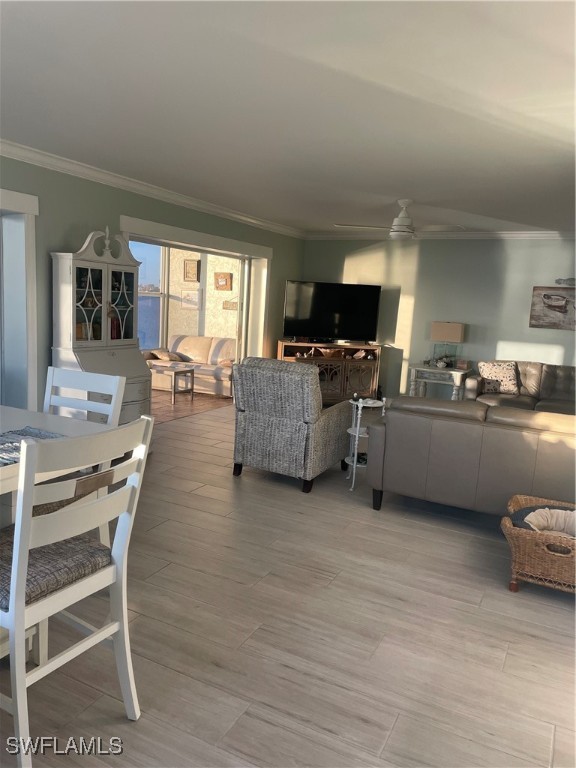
top-left (151, 349), bottom-right (185, 362)
top-left (478, 361), bottom-right (519, 394)
top-left (141, 350), bottom-right (158, 361)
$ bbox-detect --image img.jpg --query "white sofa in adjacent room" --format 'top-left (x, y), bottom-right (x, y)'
top-left (143, 335), bottom-right (236, 397)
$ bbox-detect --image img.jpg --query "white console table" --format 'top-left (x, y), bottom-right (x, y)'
top-left (408, 365), bottom-right (471, 401)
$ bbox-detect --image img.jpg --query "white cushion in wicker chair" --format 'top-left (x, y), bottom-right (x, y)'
top-left (0, 525), bottom-right (111, 611)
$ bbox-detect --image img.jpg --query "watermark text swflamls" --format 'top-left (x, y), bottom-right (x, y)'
top-left (6, 736), bottom-right (124, 756)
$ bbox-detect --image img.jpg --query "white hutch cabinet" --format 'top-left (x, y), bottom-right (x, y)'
top-left (51, 228), bottom-right (151, 423)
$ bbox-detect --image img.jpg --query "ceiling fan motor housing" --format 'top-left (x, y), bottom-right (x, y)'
top-left (389, 200), bottom-right (415, 238)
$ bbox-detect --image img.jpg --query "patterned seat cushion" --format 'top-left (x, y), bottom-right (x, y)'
top-left (0, 525), bottom-right (111, 612)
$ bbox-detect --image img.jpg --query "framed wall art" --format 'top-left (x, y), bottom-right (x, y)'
top-left (529, 286), bottom-right (575, 331)
top-left (214, 272), bottom-right (232, 291)
top-left (181, 289), bottom-right (201, 310)
top-left (184, 259), bottom-right (200, 282)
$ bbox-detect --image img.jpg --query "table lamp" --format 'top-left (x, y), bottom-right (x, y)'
top-left (429, 322), bottom-right (465, 366)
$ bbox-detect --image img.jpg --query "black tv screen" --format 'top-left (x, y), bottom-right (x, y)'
top-left (283, 281), bottom-right (380, 342)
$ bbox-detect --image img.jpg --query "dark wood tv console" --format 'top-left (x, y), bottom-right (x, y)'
top-left (277, 341), bottom-right (380, 404)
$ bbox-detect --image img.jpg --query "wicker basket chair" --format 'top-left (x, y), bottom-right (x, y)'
top-left (501, 495), bottom-right (576, 593)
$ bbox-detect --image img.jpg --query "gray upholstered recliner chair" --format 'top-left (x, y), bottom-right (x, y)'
top-left (232, 357), bottom-right (350, 492)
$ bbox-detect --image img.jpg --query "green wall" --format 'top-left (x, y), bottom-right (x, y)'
top-left (304, 237), bottom-right (576, 395)
top-left (3, 153), bottom-right (574, 402)
top-left (1, 156), bottom-right (304, 397)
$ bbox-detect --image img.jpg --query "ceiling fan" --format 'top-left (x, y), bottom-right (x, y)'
top-left (334, 199), bottom-right (466, 239)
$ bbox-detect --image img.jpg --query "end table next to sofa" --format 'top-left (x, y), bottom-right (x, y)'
top-left (149, 363), bottom-right (197, 404)
top-left (408, 364), bottom-right (471, 400)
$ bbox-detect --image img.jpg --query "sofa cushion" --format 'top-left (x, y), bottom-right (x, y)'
top-left (540, 365), bottom-right (576, 402)
top-left (477, 393), bottom-right (537, 410)
top-left (208, 337), bottom-right (236, 365)
top-left (516, 361), bottom-right (544, 397)
top-left (141, 350), bottom-right (158, 361)
top-left (478, 361), bottom-right (519, 394)
top-left (390, 396), bottom-right (489, 422)
top-left (535, 399), bottom-right (576, 415)
top-left (193, 364), bottom-right (233, 381)
top-left (168, 335), bottom-right (213, 363)
top-left (486, 406), bottom-right (576, 433)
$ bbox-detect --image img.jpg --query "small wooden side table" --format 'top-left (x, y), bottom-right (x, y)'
top-left (408, 365), bottom-right (471, 401)
top-left (150, 364), bottom-right (196, 405)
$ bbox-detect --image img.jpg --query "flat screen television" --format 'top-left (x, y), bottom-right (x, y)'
top-left (283, 280), bottom-right (380, 342)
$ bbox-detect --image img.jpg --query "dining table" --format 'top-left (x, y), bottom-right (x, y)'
top-left (0, 405), bottom-right (111, 494)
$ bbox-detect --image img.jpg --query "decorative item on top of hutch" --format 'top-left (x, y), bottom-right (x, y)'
top-left (51, 228), bottom-right (151, 424)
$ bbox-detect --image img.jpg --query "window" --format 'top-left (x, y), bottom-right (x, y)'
top-left (132, 241), bottom-right (162, 349)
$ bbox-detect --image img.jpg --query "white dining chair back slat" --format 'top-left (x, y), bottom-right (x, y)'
top-left (43, 367), bottom-right (125, 425)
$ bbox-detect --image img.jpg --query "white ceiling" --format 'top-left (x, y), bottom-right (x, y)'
top-left (1, 1), bottom-right (574, 237)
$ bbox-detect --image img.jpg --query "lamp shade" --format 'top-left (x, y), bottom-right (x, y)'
top-left (430, 321), bottom-right (465, 343)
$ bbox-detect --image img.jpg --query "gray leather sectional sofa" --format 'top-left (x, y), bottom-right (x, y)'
top-left (464, 361), bottom-right (575, 414)
top-left (367, 397), bottom-right (575, 515)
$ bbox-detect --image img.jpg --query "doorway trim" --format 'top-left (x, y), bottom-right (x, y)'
top-left (0, 189), bottom-right (39, 408)
top-left (120, 216), bottom-right (272, 358)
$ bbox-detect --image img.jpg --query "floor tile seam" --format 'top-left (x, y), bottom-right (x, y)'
top-left (139, 561), bottom-right (175, 585)
top-left (377, 712), bottom-right (399, 759)
top-left (153, 437), bottom-right (228, 449)
top-left (137, 510), bottom-right (288, 543)
top-left (149, 442), bottom-right (234, 458)
top-left (134, 507), bottom-right (288, 549)
top-left (326, 558), bottom-right (492, 607)
top-left (133, 517), bottom-right (170, 535)
top-left (58, 668), bottom-right (254, 753)
top-left (364, 625), bottom-right (508, 671)
top-left (51, 679), bottom-right (118, 729)
top-left (236, 640), bottom-right (403, 717)
top-left (139, 493), bottom-right (231, 513)
top-left (217, 701), bottom-right (393, 764)
top-left (132, 536), bottom-right (268, 586)
top-left (146, 452), bottom-right (233, 467)
top-left (309, 563), bottom-right (487, 612)
top-left (140, 562), bottom-right (266, 608)
top-left (127, 609), bottom-right (257, 654)
top-left (478, 595), bottom-right (576, 622)
top-left (260, 634), bottom-right (562, 761)
top-left (126, 581), bottom-right (262, 635)
top-left (130, 696), bottom-right (253, 755)
top-left (342, 517), bottom-right (481, 548)
top-left (498, 661), bottom-right (576, 702)
top-left (121, 633), bottom-right (347, 729)
top-left (241, 620), bottom-right (381, 660)
top-left (379, 710), bottom-right (552, 768)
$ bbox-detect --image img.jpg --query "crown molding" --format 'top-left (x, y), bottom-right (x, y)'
top-left (2, 141), bottom-right (572, 243)
top-left (304, 230), bottom-right (575, 241)
top-left (0, 140), bottom-right (303, 239)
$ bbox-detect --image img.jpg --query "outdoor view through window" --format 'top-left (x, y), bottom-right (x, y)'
top-left (132, 241), bottom-right (161, 349)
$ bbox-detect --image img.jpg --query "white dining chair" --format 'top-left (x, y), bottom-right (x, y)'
top-left (0, 416), bottom-right (153, 768)
top-left (24, 368), bottom-right (127, 666)
top-left (43, 366), bottom-right (125, 425)
top-left (43, 367), bottom-right (126, 547)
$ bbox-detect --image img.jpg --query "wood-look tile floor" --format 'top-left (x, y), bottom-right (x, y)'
top-left (1, 405), bottom-right (575, 767)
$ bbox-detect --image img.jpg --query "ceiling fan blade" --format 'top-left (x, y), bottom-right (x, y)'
top-left (333, 224), bottom-right (392, 230)
top-left (418, 224), bottom-right (466, 232)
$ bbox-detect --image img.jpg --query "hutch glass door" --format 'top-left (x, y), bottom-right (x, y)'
top-left (75, 265), bottom-right (103, 342)
top-left (109, 269), bottom-right (135, 342)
